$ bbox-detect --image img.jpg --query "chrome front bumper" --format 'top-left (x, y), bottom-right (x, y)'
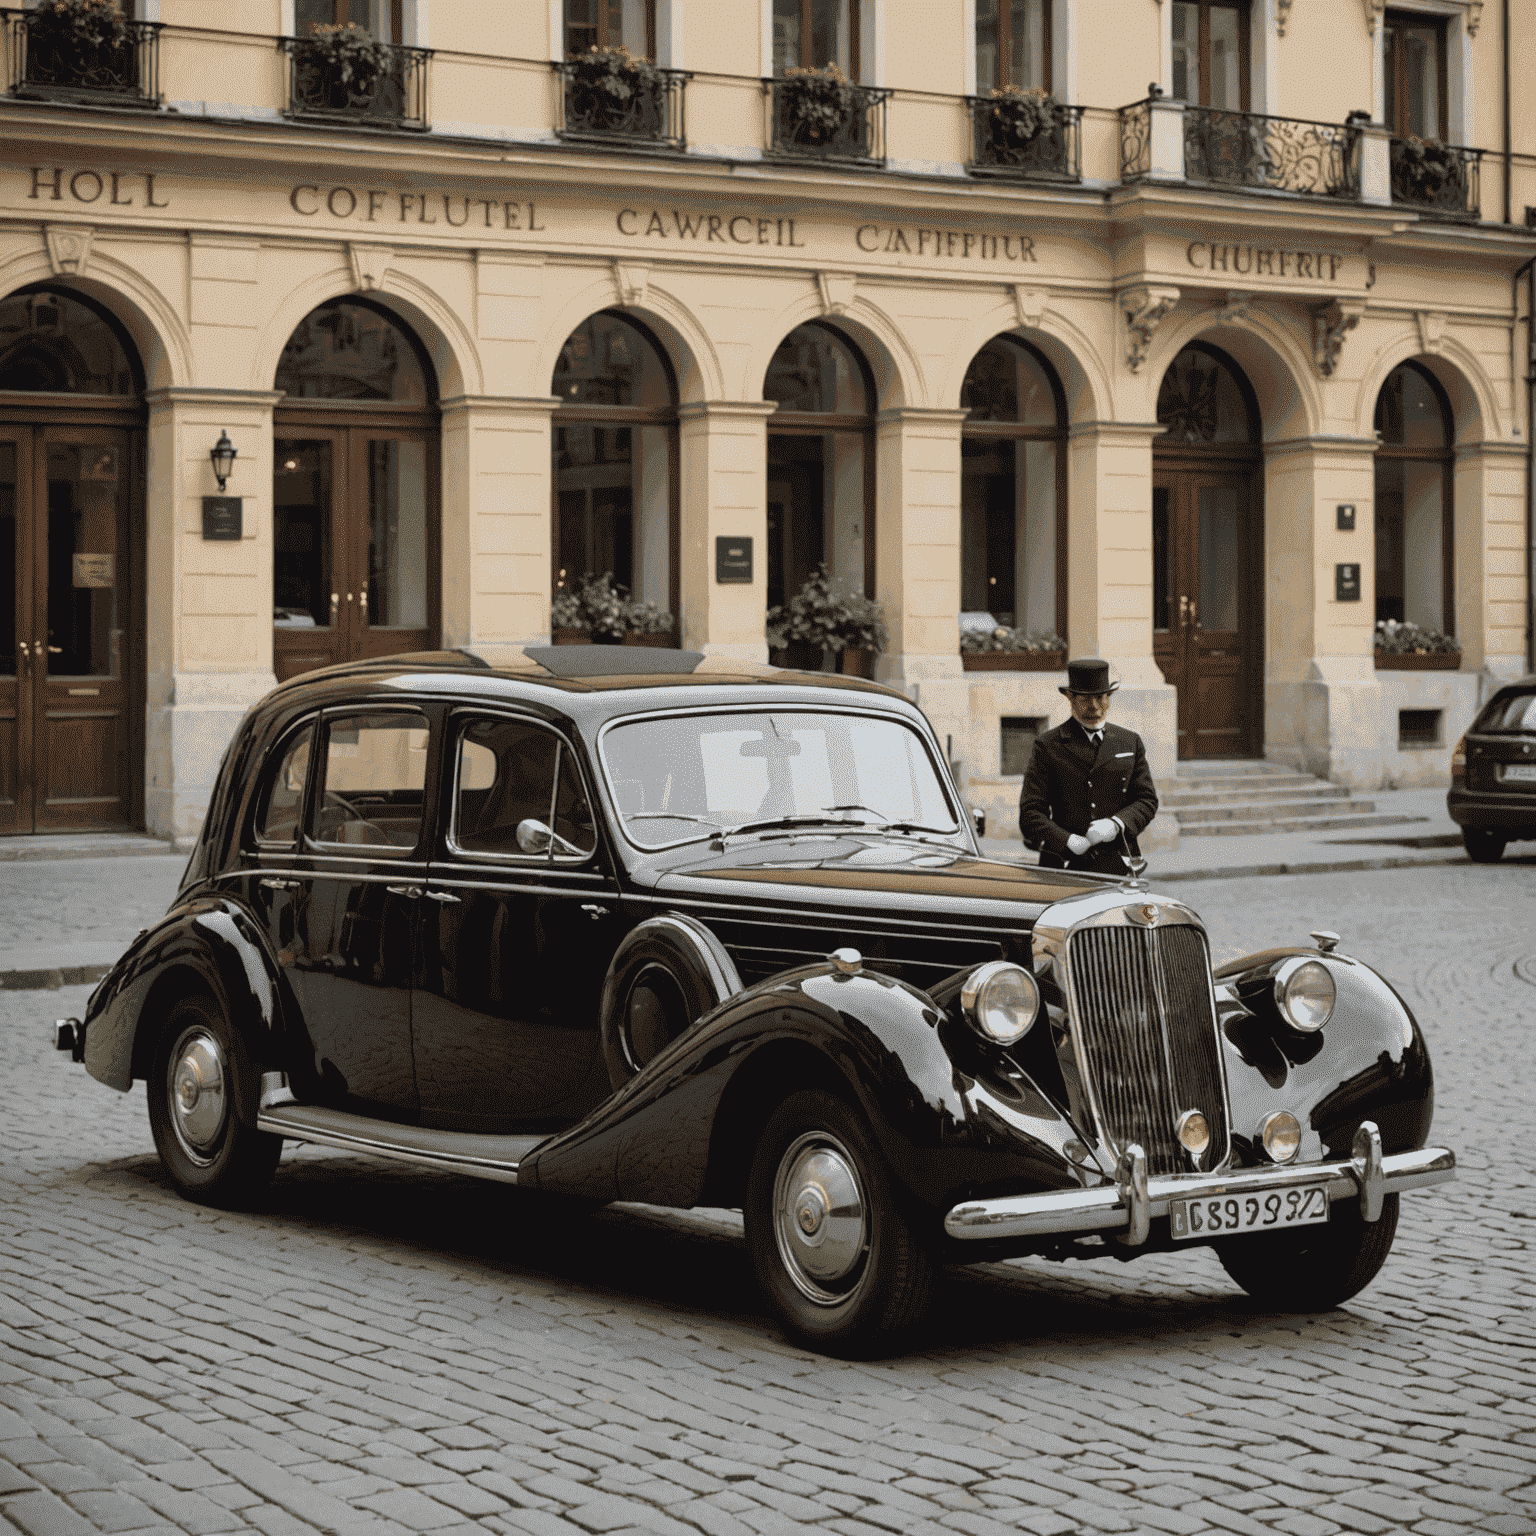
top-left (944, 1121), bottom-right (1456, 1245)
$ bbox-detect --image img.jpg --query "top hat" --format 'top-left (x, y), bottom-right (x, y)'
top-left (1059, 657), bottom-right (1120, 697)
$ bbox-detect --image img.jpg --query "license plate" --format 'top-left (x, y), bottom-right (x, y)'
top-left (1501, 763), bottom-right (1536, 783)
top-left (1169, 1184), bottom-right (1329, 1241)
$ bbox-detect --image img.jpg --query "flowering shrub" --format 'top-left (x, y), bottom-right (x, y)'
top-left (767, 565), bottom-right (887, 654)
top-left (780, 63), bottom-right (858, 146)
top-left (566, 43), bottom-right (662, 112)
top-left (29, 0), bottom-right (131, 50)
top-left (986, 84), bottom-right (1061, 146)
top-left (552, 573), bottom-right (673, 638)
top-left (960, 625), bottom-right (1067, 655)
top-left (292, 21), bottom-right (392, 95)
top-left (1374, 619), bottom-right (1460, 655)
top-left (625, 598), bottom-right (675, 635)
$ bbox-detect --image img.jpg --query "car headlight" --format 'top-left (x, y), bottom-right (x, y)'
top-left (960, 961), bottom-right (1040, 1046)
top-left (1259, 1110), bottom-right (1302, 1163)
top-left (1274, 958), bottom-right (1335, 1032)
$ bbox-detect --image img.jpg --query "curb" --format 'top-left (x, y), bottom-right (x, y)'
top-left (0, 841), bottom-right (183, 863)
top-left (1148, 851), bottom-right (1474, 883)
top-left (0, 964), bottom-right (111, 992)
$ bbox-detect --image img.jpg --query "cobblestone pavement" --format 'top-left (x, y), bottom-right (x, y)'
top-left (2, 866), bottom-right (1533, 1536)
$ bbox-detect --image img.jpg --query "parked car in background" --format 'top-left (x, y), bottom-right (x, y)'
top-left (55, 647), bottom-right (1455, 1353)
top-left (1448, 674), bottom-right (1536, 862)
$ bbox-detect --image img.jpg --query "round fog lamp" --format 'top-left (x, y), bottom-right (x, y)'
top-left (1275, 959), bottom-right (1335, 1032)
top-left (960, 961), bottom-right (1040, 1046)
top-left (1175, 1109), bottom-right (1210, 1156)
top-left (1260, 1110), bottom-right (1302, 1164)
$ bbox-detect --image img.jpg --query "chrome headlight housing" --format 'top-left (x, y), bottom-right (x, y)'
top-left (1274, 957), bottom-right (1335, 1032)
top-left (960, 961), bottom-right (1041, 1046)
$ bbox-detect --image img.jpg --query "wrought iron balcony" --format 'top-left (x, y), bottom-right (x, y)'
top-left (554, 59), bottom-right (689, 151)
top-left (280, 36), bottom-right (430, 131)
top-left (764, 75), bottom-right (890, 166)
top-left (965, 96), bottom-right (1083, 183)
top-left (1, 8), bottom-right (161, 108)
top-left (1390, 137), bottom-right (1482, 218)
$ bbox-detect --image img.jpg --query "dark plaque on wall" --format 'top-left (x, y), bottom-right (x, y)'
top-left (1336, 504), bottom-right (1356, 531)
top-left (715, 535), bottom-right (752, 583)
top-left (202, 496), bottom-right (243, 541)
top-left (1335, 562), bottom-right (1361, 602)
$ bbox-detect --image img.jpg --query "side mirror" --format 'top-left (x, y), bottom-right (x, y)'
top-left (970, 806), bottom-right (987, 839)
top-left (516, 818), bottom-right (582, 857)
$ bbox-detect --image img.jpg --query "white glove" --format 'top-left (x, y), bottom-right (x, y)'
top-left (1066, 833), bottom-right (1092, 857)
top-left (1087, 817), bottom-right (1120, 846)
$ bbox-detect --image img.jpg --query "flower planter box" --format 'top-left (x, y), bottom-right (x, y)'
top-left (839, 648), bottom-right (876, 679)
top-left (1374, 650), bottom-right (1460, 671)
top-left (961, 651), bottom-right (1067, 672)
top-left (552, 628), bottom-right (591, 645)
top-left (623, 632), bottom-right (674, 648)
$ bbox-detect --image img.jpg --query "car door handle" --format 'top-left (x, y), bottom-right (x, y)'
top-left (424, 889), bottom-right (462, 904)
top-left (386, 884), bottom-right (423, 899)
top-left (260, 876), bottom-right (301, 891)
top-left (581, 903), bottom-right (610, 921)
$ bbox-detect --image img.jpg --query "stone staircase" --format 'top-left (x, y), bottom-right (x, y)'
top-left (1165, 761), bottom-right (1419, 838)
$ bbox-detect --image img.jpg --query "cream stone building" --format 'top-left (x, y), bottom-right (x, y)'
top-left (1, 0), bottom-right (1532, 843)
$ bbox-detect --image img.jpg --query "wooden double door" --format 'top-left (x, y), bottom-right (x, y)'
top-left (1153, 461), bottom-right (1262, 759)
top-left (273, 417), bottom-right (438, 683)
top-left (0, 422), bottom-right (137, 833)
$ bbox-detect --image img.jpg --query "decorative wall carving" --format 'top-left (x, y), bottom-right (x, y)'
top-left (1213, 290), bottom-right (1256, 325)
top-left (1415, 310), bottom-right (1445, 353)
top-left (817, 271), bottom-right (857, 317)
top-left (1012, 286), bottom-right (1049, 329)
top-left (612, 261), bottom-right (649, 307)
top-left (1277, 0), bottom-right (1294, 37)
top-left (44, 225), bottom-right (94, 277)
top-left (347, 243), bottom-right (393, 292)
top-left (1120, 284), bottom-right (1180, 373)
top-left (1311, 298), bottom-right (1364, 376)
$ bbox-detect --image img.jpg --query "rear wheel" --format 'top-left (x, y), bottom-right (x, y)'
top-left (147, 994), bottom-right (281, 1207)
top-left (1215, 1192), bottom-right (1398, 1310)
top-left (1463, 828), bottom-right (1506, 863)
top-left (744, 1089), bottom-right (934, 1355)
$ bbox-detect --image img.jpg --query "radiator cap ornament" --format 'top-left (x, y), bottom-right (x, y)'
top-left (1128, 902), bottom-right (1161, 926)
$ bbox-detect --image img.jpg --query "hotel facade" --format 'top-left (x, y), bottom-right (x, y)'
top-left (1, 0), bottom-right (1533, 841)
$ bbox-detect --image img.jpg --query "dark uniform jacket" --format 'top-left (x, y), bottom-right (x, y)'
top-left (1019, 719), bottom-right (1160, 876)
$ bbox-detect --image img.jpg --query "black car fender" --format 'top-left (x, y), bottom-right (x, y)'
top-left (1215, 947), bottom-right (1434, 1161)
top-left (523, 961), bottom-right (1086, 1217)
top-left (82, 894), bottom-right (292, 1129)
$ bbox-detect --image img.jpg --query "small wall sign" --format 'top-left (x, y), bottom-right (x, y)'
top-left (202, 496), bottom-right (243, 541)
top-left (72, 552), bottom-right (113, 588)
top-left (1336, 504), bottom-right (1356, 531)
top-left (715, 535), bottom-right (752, 583)
top-left (1335, 563), bottom-right (1361, 602)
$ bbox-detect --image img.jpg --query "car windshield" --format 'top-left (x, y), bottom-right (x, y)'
top-left (1476, 691), bottom-right (1536, 732)
top-left (601, 709), bottom-right (960, 848)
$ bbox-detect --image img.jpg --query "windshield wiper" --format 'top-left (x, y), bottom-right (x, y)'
top-left (880, 820), bottom-right (961, 837)
top-left (715, 813), bottom-right (874, 843)
top-left (628, 812), bottom-right (721, 826)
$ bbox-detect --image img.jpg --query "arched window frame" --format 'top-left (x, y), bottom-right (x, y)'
top-left (0, 283), bottom-right (146, 401)
top-left (959, 333), bottom-right (1068, 641)
top-left (1372, 358), bottom-right (1455, 636)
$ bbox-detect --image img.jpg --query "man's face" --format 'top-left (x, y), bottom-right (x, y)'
top-left (1069, 691), bottom-right (1111, 730)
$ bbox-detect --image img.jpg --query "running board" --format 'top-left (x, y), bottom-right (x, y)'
top-left (256, 1102), bottom-right (546, 1185)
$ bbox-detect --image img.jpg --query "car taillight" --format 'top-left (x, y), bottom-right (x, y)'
top-left (1450, 734), bottom-right (1467, 782)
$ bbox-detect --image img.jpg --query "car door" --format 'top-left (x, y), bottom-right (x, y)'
top-left (413, 710), bottom-right (625, 1132)
top-left (247, 705), bottom-right (433, 1116)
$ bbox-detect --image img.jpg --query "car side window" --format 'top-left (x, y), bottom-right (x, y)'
top-left (255, 724), bottom-right (313, 847)
top-left (453, 716), bottom-right (596, 860)
top-left (309, 711), bottom-right (430, 853)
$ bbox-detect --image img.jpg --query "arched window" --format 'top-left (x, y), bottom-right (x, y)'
top-left (0, 287), bottom-right (139, 394)
top-left (763, 322), bottom-right (875, 615)
top-left (959, 335), bottom-right (1066, 639)
top-left (1373, 361), bottom-right (1453, 633)
top-left (552, 311), bottom-right (677, 627)
top-left (273, 298), bottom-right (439, 681)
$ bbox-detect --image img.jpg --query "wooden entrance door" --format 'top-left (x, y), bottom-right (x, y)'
top-left (273, 423), bottom-right (436, 683)
top-left (1153, 465), bottom-right (1260, 758)
top-left (0, 424), bottom-right (134, 832)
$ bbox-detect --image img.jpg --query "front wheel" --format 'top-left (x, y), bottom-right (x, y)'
top-left (1463, 828), bottom-right (1506, 863)
top-left (744, 1089), bottom-right (934, 1355)
top-left (147, 994), bottom-right (281, 1207)
top-left (1215, 1192), bottom-right (1399, 1310)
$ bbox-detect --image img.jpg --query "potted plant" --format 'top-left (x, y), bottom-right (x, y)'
top-left (622, 597), bottom-right (676, 647)
top-left (551, 571), bottom-right (631, 644)
top-left (1392, 136), bottom-right (1464, 207)
top-left (768, 565), bottom-right (887, 677)
top-left (22, 0), bottom-right (135, 94)
top-left (983, 84), bottom-right (1064, 166)
top-left (565, 43), bottom-right (664, 137)
top-left (291, 21), bottom-right (395, 115)
top-left (778, 62), bottom-right (859, 152)
top-left (959, 626), bottom-right (1068, 672)
top-left (550, 585), bottom-right (589, 644)
top-left (1373, 619), bottom-right (1461, 670)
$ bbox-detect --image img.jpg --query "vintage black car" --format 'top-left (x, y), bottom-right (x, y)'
top-left (57, 647), bottom-right (1455, 1352)
top-left (1448, 673), bottom-right (1536, 862)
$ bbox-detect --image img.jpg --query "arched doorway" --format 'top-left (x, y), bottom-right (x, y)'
top-left (959, 334), bottom-right (1067, 640)
top-left (551, 310), bottom-right (678, 629)
top-left (0, 284), bottom-right (144, 834)
top-left (763, 322), bottom-right (876, 613)
top-left (1373, 361), bottom-right (1453, 635)
top-left (272, 298), bottom-right (439, 682)
top-left (1153, 341), bottom-right (1263, 758)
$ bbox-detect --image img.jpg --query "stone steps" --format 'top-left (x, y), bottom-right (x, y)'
top-left (1168, 760), bottom-right (1421, 839)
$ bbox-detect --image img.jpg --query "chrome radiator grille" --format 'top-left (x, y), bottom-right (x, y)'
top-left (1065, 924), bottom-right (1229, 1175)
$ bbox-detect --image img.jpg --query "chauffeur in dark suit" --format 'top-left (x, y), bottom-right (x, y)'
top-left (1019, 657), bottom-right (1160, 876)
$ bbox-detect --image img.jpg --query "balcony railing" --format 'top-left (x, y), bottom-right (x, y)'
top-left (1118, 97), bottom-right (1155, 180)
top-left (554, 59), bottom-right (689, 151)
top-left (764, 75), bottom-right (890, 166)
top-left (1390, 137), bottom-right (1482, 218)
top-left (1184, 106), bottom-right (1360, 198)
top-left (2, 8), bottom-right (160, 108)
top-left (965, 96), bottom-right (1083, 183)
top-left (280, 36), bottom-right (430, 131)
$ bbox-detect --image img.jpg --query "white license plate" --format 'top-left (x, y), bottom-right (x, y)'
top-left (1501, 763), bottom-right (1536, 783)
top-left (1169, 1184), bottom-right (1329, 1241)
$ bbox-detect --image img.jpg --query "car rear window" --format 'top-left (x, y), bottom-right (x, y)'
top-left (1475, 692), bottom-right (1536, 732)
top-left (255, 725), bottom-right (312, 846)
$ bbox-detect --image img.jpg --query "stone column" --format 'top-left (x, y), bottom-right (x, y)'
top-left (677, 401), bottom-right (777, 663)
top-left (440, 395), bottom-right (558, 663)
top-left (144, 386), bottom-right (283, 843)
top-left (1453, 439), bottom-right (1528, 689)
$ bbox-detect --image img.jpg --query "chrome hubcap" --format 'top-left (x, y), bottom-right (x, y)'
top-left (773, 1132), bottom-right (868, 1305)
top-left (167, 1027), bottom-right (227, 1161)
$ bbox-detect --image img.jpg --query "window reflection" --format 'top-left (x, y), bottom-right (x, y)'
top-left (0, 290), bottom-right (136, 395)
top-left (276, 301), bottom-right (428, 403)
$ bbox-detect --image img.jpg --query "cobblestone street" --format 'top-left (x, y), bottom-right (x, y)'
top-left (2, 865), bottom-right (1533, 1536)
